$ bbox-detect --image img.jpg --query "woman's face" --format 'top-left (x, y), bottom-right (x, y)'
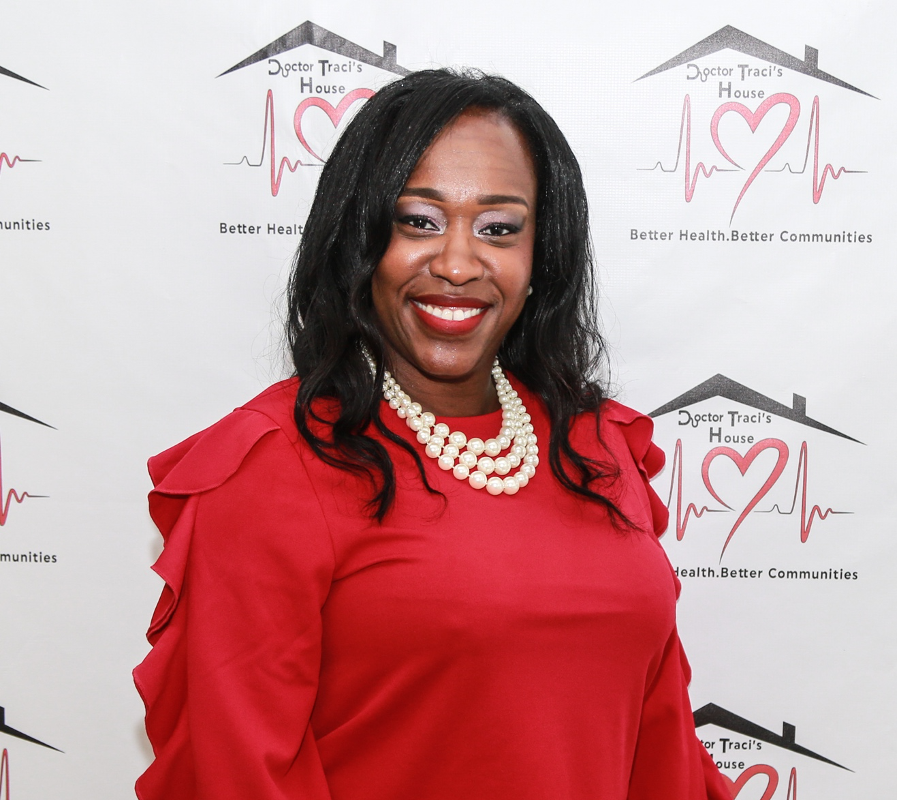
top-left (371, 109), bottom-right (537, 400)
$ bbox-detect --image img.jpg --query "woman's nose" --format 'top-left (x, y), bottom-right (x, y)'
top-left (427, 226), bottom-right (485, 285)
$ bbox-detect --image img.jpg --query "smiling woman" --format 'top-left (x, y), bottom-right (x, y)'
top-left (372, 109), bottom-right (536, 415)
top-left (135, 69), bottom-right (731, 800)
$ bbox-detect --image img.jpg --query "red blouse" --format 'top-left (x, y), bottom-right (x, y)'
top-left (134, 379), bottom-right (731, 800)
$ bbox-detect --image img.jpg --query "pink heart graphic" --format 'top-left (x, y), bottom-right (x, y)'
top-left (711, 93), bottom-right (801, 221)
top-left (293, 88), bottom-right (375, 162)
top-left (720, 764), bottom-right (779, 800)
top-left (702, 438), bottom-right (789, 558)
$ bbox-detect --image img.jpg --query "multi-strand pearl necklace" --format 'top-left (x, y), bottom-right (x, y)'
top-left (382, 360), bottom-right (539, 496)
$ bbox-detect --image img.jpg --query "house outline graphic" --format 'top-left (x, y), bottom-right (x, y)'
top-left (694, 703), bottom-right (849, 770)
top-left (0, 64), bottom-right (45, 89)
top-left (0, 402), bottom-right (52, 428)
top-left (0, 707), bottom-right (61, 752)
top-left (218, 20), bottom-right (410, 79)
top-left (635, 25), bottom-right (873, 98)
top-left (648, 374), bottom-right (862, 444)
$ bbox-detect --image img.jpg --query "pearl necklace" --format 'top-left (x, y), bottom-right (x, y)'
top-left (382, 360), bottom-right (539, 496)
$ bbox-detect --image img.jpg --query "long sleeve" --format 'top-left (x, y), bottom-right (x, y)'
top-left (601, 400), bottom-right (732, 800)
top-left (134, 410), bottom-right (335, 800)
top-left (627, 626), bottom-right (732, 800)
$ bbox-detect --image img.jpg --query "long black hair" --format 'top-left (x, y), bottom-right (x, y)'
top-left (287, 68), bottom-right (624, 521)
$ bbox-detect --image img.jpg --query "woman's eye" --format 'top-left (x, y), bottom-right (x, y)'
top-left (399, 215), bottom-right (440, 232)
top-left (479, 222), bottom-right (520, 237)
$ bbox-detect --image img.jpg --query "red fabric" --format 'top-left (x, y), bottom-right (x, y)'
top-left (134, 379), bottom-right (731, 800)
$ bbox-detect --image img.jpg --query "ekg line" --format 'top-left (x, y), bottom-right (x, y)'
top-left (224, 89), bottom-right (316, 197)
top-left (763, 96), bottom-right (865, 203)
top-left (663, 438), bottom-right (728, 541)
top-left (637, 94), bottom-right (738, 201)
top-left (0, 437), bottom-right (45, 527)
top-left (758, 440), bottom-right (850, 542)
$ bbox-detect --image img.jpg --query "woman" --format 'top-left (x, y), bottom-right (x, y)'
top-left (135, 70), bottom-right (731, 800)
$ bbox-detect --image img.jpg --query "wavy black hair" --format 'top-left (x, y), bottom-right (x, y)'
top-left (287, 68), bottom-right (624, 521)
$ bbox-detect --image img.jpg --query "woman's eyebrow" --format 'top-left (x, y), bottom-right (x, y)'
top-left (400, 187), bottom-right (530, 209)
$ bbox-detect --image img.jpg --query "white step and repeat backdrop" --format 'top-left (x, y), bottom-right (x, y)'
top-left (1, 0), bottom-right (893, 797)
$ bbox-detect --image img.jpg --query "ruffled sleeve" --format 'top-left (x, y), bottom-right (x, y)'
top-left (602, 400), bottom-right (733, 800)
top-left (134, 409), bottom-right (336, 800)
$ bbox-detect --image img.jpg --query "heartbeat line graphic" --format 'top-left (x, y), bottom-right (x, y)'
top-left (641, 94), bottom-right (861, 217)
top-left (0, 438), bottom-right (45, 527)
top-left (663, 439), bottom-right (729, 540)
top-left (0, 153), bottom-right (39, 176)
top-left (661, 439), bottom-right (846, 557)
top-left (0, 750), bottom-right (8, 800)
top-left (764, 96), bottom-right (865, 203)
top-left (638, 95), bottom-right (738, 202)
top-left (225, 89), bottom-right (318, 197)
top-left (758, 441), bottom-right (850, 542)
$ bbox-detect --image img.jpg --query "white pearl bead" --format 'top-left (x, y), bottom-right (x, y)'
top-left (511, 444), bottom-right (526, 458)
top-left (467, 438), bottom-right (485, 455)
top-left (409, 402), bottom-right (422, 416)
top-left (437, 454), bottom-right (455, 471)
top-left (498, 435), bottom-right (511, 449)
top-left (508, 454), bottom-right (521, 468)
top-left (486, 476), bottom-right (505, 496)
top-left (484, 439), bottom-right (501, 457)
top-left (524, 454), bottom-right (539, 467)
top-left (434, 423), bottom-right (450, 438)
top-left (494, 457), bottom-right (511, 475)
top-left (526, 434), bottom-right (537, 445)
top-left (443, 444), bottom-right (460, 459)
top-left (526, 444), bottom-right (539, 455)
top-left (452, 463), bottom-right (470, 481)
top-left (449, 431), bottom-right (467, 448)
top-left (521, 463), bottom-right (536, 478)
top-left (428, 436), bottom-right (445, 448)
top-left (469, 470), bottom-right (487, 490)
top-left (500, 427), bottom-right (514, 439)
top-left (400, 395), bottom-right (412, 408)
top-left (407, 416), bottom-right (423, 431)
top-left (421, 412), bottom-right (436, 428)
top-left (477, 457), bottom-right (495, 475)
top-left (523, 423), bottom-right (534, 434)
top-left (416, 428), bottom-right (431, 444)
top-left (521, 413), bottom-right (531, 423)
top-left (460, 451), bottom-right (478, 469)
top-left (396, 407), bottom-right (407, 419)
top-left (425, 443), bottom-right (442, 459)
top-left (515, 470), bottom-right (529, 487)
top-left (389, 397), bottom-right (400, 409)
top-left (502, 476), bottom-right (519, 495)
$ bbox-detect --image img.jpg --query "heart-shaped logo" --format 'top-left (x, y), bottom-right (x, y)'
top-left (720, 764), bottom-right (779, 800)
top-left (702, 439), bottom-right (789, 558)
top-left (711, 93), bottom-right (801, 220)
top-left (293, 88), bottom-right (375, 162)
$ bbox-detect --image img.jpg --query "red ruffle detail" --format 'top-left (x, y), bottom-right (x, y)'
top-left (133, 410), bottom-right (280, 767)
top-left (601, 399), bottom-right (670, 539)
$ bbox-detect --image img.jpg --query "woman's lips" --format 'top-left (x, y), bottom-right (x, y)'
top-left (410, 297), bottom-right (489, 334)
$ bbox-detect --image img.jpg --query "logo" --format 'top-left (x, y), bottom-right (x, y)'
top-left (219, 21), bottom-right (408, 198)
top-left (0, 402), bottom-right (51, 529)
top-left (695, 703), bottom-right (849, 798)
top-left (0, 705), bottom-right (62, 799)
top-left (633, 26), bottom-right (874, 230)
top-left (649, 375), bottom-right (861, 568)
top-left (0, 63), bottom-right (45, 184)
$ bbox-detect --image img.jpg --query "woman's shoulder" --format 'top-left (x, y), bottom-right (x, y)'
top-left (596, 397), bottom-right (666, 481)
top-left (148, 378), bottom-right (301, 499)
